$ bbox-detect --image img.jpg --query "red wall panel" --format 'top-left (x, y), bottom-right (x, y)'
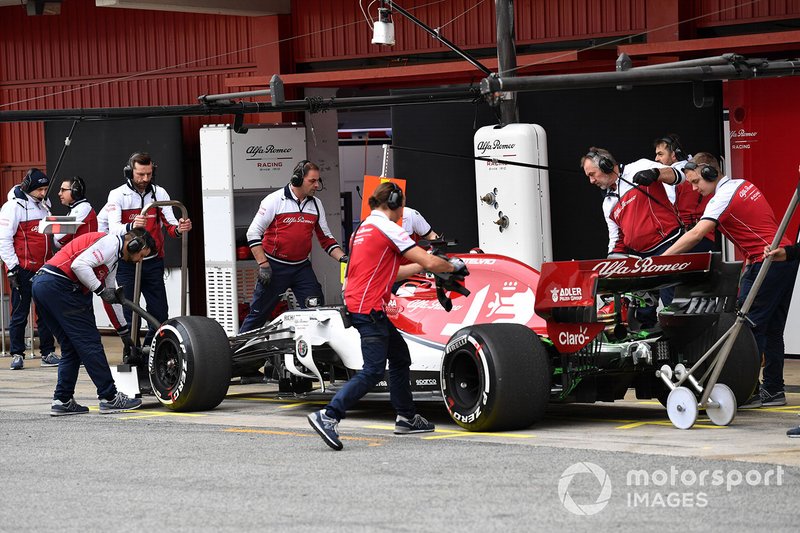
top-left (695, 0), bottom-right (800, 26)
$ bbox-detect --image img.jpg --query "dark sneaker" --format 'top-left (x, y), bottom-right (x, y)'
top-left (394, 414), bottom-right (435, 434)
top-left (762, 390), bottom-right (786, 407)
top-left (41, 352), bottom-right (61, 367)
top-left (307, 409), bottom-right (343, 450)
top-left (787, 426), bottom-right (800, 438)
top-left (739, 392), bottom-right (762, 409)
top-left (99, 392), bottom-right (142, 413)
top-left (51, 398), bottom-right (89, 417)
top-left (9, 354), bottom-right (24, 370)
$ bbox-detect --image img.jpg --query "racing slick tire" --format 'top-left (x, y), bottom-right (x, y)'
top-left (441, 323), bottom-right (550, 432)
top-left (149, 316), bottom-right (232, 412)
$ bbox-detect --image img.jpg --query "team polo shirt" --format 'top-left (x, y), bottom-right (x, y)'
top-left (700, 176), bottom-right (791, 262)
top-left (55, 199), bottom-right (98, 249)
top-left (246, 184), bottom-right (341, 265)
top-left (345, 210), bottom-right (416, 314)
top-left (605, 159), bottom-right (682, 255)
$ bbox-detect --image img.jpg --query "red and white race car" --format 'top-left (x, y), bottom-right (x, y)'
top-left (140, 250), bottom-right (759, 433)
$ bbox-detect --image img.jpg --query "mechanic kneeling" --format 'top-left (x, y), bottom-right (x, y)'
top-left (308, 182), bottom-right (468, 450)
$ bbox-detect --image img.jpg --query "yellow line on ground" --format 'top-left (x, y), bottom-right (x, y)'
top-left (226, 396), bottom-right (328, 406)
top-left (225, 427), bottom-right (384, 445)
top-left (616, 420), bottom-right (725, 429)
top-left (363, 424), bottom-right (534, 439)
top-left (119, 411), bottom-right (206, 419)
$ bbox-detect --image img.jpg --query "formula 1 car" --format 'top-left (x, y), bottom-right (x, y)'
top-left (135, 250), bottom-right (759, 433)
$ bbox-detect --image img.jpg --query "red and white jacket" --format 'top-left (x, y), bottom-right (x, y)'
top-left (105, 182), bottom-right (180, 259)
top-left (345, 210), bottom-right (416, 314)
top-left (246, 184), bottom-right (341, 265)
top-left (0, 186), bottom-right (52, 271)
top-left (701, 176), bottom-right (791, 262)
top-left (41, 232), bottom-right (127, 329)
top-left (54, 199), bottom-right (98, 249)
top-left (604, 159), bottom-right (683, 255)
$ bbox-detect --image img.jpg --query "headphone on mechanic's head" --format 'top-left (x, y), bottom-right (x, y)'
top-left (21, 168), bottom-right (49, 194)
top-left (586, 150), bottom-right (616, 174)
top-left (684, 161), bottom-right (719, 182)
top-left (123, 152), bottom-right (157, 183)
top-left (125, 229), bottom-right (155, 254)
top-left (291, 160), bottom-right (311, 187)
top-left (386, 182), bottom-right (403, 210)
top-left (658, 135), bottom-right (687, 162)
top-left (69, 176), bottom-right (86, 200)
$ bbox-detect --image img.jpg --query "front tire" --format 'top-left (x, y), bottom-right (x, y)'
top-left (149, 316), bottom-right (232, 411)
top-left (440, 324), bottom-right (550, 431)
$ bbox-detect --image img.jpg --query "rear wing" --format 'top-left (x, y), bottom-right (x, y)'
top-left (535, 253), bottom-right (739, 352)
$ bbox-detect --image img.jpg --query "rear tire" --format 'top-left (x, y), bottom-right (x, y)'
top-left (149, 316), bottom-right (232, 412)
top-left (441, 323), bottom-right (550, 431)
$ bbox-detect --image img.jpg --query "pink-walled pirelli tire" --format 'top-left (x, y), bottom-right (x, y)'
top-left (148, 316), bottom-right (232, 412)
top-left (441, 323), bottom-right (550, 431)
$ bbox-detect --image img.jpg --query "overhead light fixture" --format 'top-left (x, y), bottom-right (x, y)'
top-left (371, 6), bottom-right (395, 46)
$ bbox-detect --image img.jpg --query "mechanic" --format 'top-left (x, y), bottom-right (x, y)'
top-left (392, 205), bottom-right (439, 293)
top-left (239, 160), bottom-right (347, 333)
top-left (106, 152), bottom-right (192, 358)
top-left (581, 147), bottom-right (685, 329)
top-left (662, 154), bottom-right (799, 409)
top-left (53, 176), bottom-right (98, 249)
top-left (33, 229), bottom-right (154, 415)
top-left (308, 182), bottom-right (468, 450)
top-left (0, 168), bottom-right (59, 370)
top-left (654, 134), bottom-right (715, 253)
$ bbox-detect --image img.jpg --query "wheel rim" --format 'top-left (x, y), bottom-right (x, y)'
top-left (666, 386), bottom-right (699, 430)
top-left (706, 383), bottom-right (737, 426)
top-left (151, 337), bottom-right (182, 394)
top-left (446, 349), bottom-right (482, 411)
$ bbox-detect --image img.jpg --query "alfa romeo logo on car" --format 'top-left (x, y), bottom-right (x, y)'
top-left (558, 462), bottom-right (612, 516)
top-left (297, 340), bottom-right (308, 357)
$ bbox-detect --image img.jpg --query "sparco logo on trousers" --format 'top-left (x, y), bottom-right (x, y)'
top-left (592, 257), bottom-right (692, 278)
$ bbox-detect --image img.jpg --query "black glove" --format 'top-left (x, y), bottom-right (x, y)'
top-left (7, 265), bottom-right (20, 292)
top-left (116, 325), bottom-right (134, 347)
top-left (448, 257), bottom-right (469, 278)
top-left (632, 168), bottom-right (660, 186)
top-left (339, 254), bottom-right (349, 264)
top-left (95, 285), bottom-right (122, 304)
top-left (257, 265), bottom-right (272, 287)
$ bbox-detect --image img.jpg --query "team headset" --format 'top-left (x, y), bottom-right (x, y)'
top-left (684, 161), bottom-right (719, 182)
top-left (69, 176), bottom-right (86, 200)
top-left (22, 168), bottom-right (48, 194)
top-left (657, 135), bottom-right (688, 162)
top-left (123, 153), bottom-right (157, 184)
top-left (126, 231), bottom-right (154, 254)
top-left (386, 182), bottom-right (403, 210)
top-left (291, 160), bottom-right (310, 187)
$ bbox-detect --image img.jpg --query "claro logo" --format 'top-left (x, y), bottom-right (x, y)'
top-left (558, 325), bottom-right (590, 347)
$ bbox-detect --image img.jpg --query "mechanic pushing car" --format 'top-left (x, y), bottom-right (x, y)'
top-left (581, 147), bottom-right (686, 329)
top-left (308, 182), bottom-right (468, 450)
top-left (662, 154), bottom-right (799, 410)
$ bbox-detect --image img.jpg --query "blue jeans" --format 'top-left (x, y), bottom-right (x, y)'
top-left (738, 259), bottom-right (799, 394)
top-left (32, 272), bottom-right (117, 402)
top-left (325, 311), bottom-right (415, 421)
top-left (240, 260), bottom-right (324, 333)
top-left (117, 257), bottom-right (169, 345)
top-left (9, 267), bottom-right (55, 356)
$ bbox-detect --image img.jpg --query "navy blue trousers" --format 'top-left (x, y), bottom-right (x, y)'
top-left (325, 311), bottom-right (415, 421)
top-left (739, 259), bottom-right (799, 394)
top-left (32, 272), bottom-right (117, 402)
top-left (239, 260), bottom-right (324, 333)
top-left (9, 267), bottom-right (55, 356)
top-left (117, 257), bottom-right (169, 345)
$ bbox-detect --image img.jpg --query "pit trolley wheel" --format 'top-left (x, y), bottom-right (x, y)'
top-left (705, 383), bottom-right (737, 427)
top-left (666, 386), bottom-right (699, 430)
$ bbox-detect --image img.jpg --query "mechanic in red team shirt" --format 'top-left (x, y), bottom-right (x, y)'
top-left (240, 160), bottom-right (347, 333)
top-left (581, 147), bottom-right (685, 328)
top-left (32, 229), bottom-right (156, 416)
top-left (662, 153), bottom-right (799, 409)
top-left (308, 182), bottom-right (468, 450)
top-left (105, 152), bottom-right (192, 353)
top-left (53, 176), bottom-right (98, 249)
top-left (653, 134), bottom-right (715, 252)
